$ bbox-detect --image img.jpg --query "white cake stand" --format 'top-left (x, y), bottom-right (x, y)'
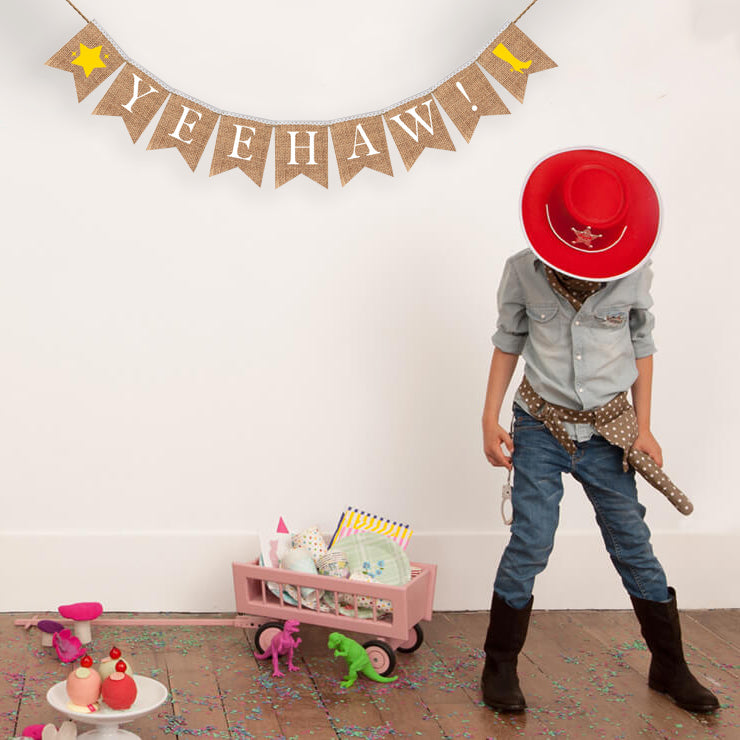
top-left (46, 676), bottom-right (168, 739)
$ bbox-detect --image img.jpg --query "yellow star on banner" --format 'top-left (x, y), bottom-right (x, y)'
top-left (71, 44), bottom-right (107, 78)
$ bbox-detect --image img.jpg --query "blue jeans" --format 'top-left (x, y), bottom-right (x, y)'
top-left (494, 405), bottom-right (669, 609)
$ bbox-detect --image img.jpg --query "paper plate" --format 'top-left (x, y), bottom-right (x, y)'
top-left (337, 532), bottom-right (411, 586)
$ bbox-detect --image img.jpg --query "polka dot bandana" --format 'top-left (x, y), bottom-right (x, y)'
top-left (519, 376), bottom-right (693, 515)
top-left (545, 266), bottom-right (604, 311)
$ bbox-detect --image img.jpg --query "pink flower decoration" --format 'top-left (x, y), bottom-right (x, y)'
top-left (52, 628), bottom-right (85, 663)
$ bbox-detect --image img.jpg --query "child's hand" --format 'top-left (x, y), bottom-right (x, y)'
top-left (633, 431), bottom-right (663, 467)
top-left (483, 423), bottom-right (514, 470)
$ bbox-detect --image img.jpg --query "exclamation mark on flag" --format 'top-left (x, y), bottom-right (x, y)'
top-left (456, 81), bottom-right (478, 112)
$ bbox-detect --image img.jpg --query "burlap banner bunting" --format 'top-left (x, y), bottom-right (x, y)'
top-left (274, 125), bottom-right (330, 189)
top-left (477, 24), bottom-right (557, 104)
top-left (210, 116), bottom-right (273, 186)
top-left (46, 22), bottom-right (124, 102)
top-left (147, 95), bottom-right (219, 172)
top-left (384, 95), bottom-right (455, 172)
top-left (330, 116), bottom-right (394, 187)
top-left (92, 63), bottom-right (168, 143)
top-left (434, 64), bottom-right (510, 143)
top-left (45, 19), bottom-right (556, 189)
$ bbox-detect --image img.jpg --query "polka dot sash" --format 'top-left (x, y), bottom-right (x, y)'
top-left (519, 376), bottom-right (693, 516)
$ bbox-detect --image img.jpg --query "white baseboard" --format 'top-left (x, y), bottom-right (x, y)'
top-left (1, 531), bottom-right (737, 612)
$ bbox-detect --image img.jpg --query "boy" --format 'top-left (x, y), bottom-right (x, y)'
top-left (480, 148), bottom-right (718, 714)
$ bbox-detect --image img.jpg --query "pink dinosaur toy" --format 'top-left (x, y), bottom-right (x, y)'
top-left (253, 620), bottom-right (302, 677)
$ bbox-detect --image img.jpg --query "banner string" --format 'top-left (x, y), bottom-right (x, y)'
top-left (64, 0), bottom-right (89, 23)
top-left (66, 0), bottom-right (543, 126)
top-left (513, 0), bottom-right (541, 24)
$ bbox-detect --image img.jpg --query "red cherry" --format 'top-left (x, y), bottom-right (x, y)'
top-left (80, 655), bottom-right (93, 668)
top-left (115, 660), bottom-right (127, 673)
top-left (110, 647), bottom-right (122, 659)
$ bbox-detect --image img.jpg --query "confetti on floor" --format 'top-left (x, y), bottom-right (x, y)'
top-left (1, 610), bottom-right (737, 739)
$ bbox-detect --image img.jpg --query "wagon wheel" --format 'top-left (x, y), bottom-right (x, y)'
top-left (397, 624), bottom-right (424, 654)
top-left (362, 639), bottom-right (396, 677)
top-left (254, 621), bottom-right (284, 654)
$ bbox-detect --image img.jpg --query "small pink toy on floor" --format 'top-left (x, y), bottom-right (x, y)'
top-left (253, 620), bottom-right (302, 677)
top-left (52, 629), bottom-right (85, 664)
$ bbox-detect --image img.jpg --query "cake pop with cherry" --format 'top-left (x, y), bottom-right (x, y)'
top-left (66, 654), bottom-right (101, 712)
top-left (99, 646), bottom-right (133, 681)
top-left (101, 660), bottom-right (137, 710)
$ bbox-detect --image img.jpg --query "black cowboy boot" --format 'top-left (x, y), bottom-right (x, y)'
top-left (630, 587), bottom-right (719, 713)
top-left (481, 592), bottom-right (533, 712)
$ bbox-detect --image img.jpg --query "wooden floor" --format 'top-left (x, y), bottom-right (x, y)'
top-left (1, 609), bottom-right (738, 739)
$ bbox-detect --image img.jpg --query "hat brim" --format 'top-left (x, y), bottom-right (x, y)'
top-left (520, 147), bottom-right (661, 281)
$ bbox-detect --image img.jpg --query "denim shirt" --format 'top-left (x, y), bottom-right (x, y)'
top-left (492, 249), bottom-right (656, 441)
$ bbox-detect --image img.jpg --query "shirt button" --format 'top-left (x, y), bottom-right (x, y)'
top-left (575, 320), bottom-right (581, 326)
top-left (576, 354), bottom-right (582, 360)
top-left (540, 313), bottom-right (546, 319)
top-left (578, 387), bottom-right (584, 392)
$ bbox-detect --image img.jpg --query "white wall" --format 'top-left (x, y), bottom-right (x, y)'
top-left (1, 0), bottom-right (739, 612)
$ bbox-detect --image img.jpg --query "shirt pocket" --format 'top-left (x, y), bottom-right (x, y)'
top-left (593, 305), bottom-right (629, 330)
top-left (588, 305), bottom-right (631, 353)
top-left (526, 304), bottom-right (559, 323)
top-left (525, 303), bottom-right (563, 344)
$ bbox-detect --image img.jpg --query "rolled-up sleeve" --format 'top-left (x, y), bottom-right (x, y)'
top-left (492, 258), bottom-right (528, 354)
top-left (629, 263), bottom-right (657, 358)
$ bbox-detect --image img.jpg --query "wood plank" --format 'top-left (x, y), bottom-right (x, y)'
top-left (526, 610), bottom-right (668, 738)
top-left (364, 615), bottom-right (456, 738)
top-left (245, 624), bottom-right (338, 739)
top-left (296, 623), bottom-right (391, 736)
top-left (208, 625), bottom-right (285, 740)
top-left (5, 609), bottom-right (739, 739)
top-left (165, 626), bottom-right (234, 739)
top-left (687, 610), bottom-right (740, 652)
top-left (448, 609), bottom-right (661, 738)
top-left (423, 611), bottom-right (554, 738)
top-left (0, 614), bottom-right (34, 738)
top-left (404, 613), bottom-right (477, 707)
top-left (681, 613), bottom-right (740, 680)
top-left (573, 609), bottom-right (737, 735)
top-left (12, 618), bottom-right (68, 734)
top-left (97, 622), bottom-right (173, 740)
top-left (285, 619), bottom-right (447, 738)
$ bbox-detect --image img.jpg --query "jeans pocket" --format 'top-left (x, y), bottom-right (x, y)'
top-left (513, 405), bottom-right (545, 431)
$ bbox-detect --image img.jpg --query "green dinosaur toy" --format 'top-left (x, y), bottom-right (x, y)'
top-left (327, 632), bottom-right (398, 688)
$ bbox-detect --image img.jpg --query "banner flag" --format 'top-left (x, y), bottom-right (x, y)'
top-left (330, 116), bottom-right (393, 187)
top-left (274, 125), bottom-right (330, 189)
top-left (92, 63), bottom-right (168, 143)
top-left (210, 116), bottom-right (273, 186)
top-left (434, 64), bottom-right (510, 143)
top-left (384, 95), bottom-right (455, 172)
top-left (46, 22), bottom-right (125, 102)
top-left (45, 18), bottom-right (554, 190)
top-left (476, 23), bottom-right (557, 104)
top-left (147, 94), bottom-right (219, 172)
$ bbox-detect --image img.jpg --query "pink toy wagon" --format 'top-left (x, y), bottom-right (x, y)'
top-left (232, 559), bottom-right (437, 676)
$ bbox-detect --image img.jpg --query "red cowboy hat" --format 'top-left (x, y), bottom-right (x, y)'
top-left (520, 148), bottom-right (661, 281)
